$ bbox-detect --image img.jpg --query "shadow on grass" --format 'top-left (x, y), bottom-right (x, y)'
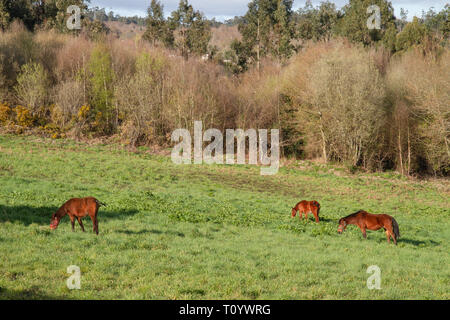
top-left (319, 217), bottom-right (337, 223)
top-left (115, 228), bottom-right (185, 237)
top-left (400, 238), bottom-right (441, 247)
top-left (292, 216), bottom-right (336, 224)
top-left (0, 204), bottom-right (139, 226)
top-left (0, 286), bottom-right (65, 300)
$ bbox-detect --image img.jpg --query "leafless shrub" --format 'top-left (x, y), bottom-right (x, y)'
top-left (15, 62), bottom-right (50, 117)
top-left (53, 80), bottom-right (85, 128)
top-left (285, 42), bottom-right (387, 168)
top-left (387, 49), bottom-right (450, 175)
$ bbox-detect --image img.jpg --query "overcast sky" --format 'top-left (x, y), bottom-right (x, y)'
top-left (89, 0), bottom-right (448, 21)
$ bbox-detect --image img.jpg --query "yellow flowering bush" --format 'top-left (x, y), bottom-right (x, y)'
top-left (0, 103), bottom-right (11, 124)
top-left (15, 105), bottom-right (34, 128)
top-left (40, 123), bottom-right (63, 139)
top-left (77, 105), bottom-right (91, 121)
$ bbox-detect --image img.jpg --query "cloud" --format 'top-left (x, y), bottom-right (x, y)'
top-left (89, 0), bottom-right (248, 18)
top-left (88, 0), bottom-right (448, 21)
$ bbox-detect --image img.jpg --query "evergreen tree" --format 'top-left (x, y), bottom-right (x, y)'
top-left (239, 0), bottom-right (274, 70)
top-left (295, 1), bottom-right (340, 42)
top-left (84, 19), bottom-right (110, 40)
top-left (395, 17), bottom-right (429, 52)
top-left (295, 0), bottom-right (316, 40)
top-left (396, 7), bottom-right (408, 31)
top-left (421, 5), bottom-right (449, 39)
top-left (0, 1), bottom-right (10, 30)
top-left (337, 0), bottom-right (396, 46)
top-left (315, 1), bottom-right (340, 41)
top-left (0, 0), bottom-right (38, 30)
top-left (382, 23), bottom-right (397, 52)
top-left (169, 0), bottom-right (211, 59)
top-left (223, 39), bottom-right (253, 74)
top-left (273, 0), bottom-right (295, 61)
top-left (239, 0), bottom-right (295, 70)
top-left (0, 0), bottom-right (89, 32)
top-left (143, 0), bottom-right (174, 47)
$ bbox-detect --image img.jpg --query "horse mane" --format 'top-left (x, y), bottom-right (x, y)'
top-left (343, 210), bottom-right (366, 220)
top-left (54, 205), bottom-right (66, 218)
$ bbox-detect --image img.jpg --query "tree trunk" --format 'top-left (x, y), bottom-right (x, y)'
top-left (407, 125), bottom-right (411, 176)
top-left (398, 129), bottom-right (404, 175)
top-left (256, 17), bottom-right (261, 75)
top-left (319, 112), bottom-right (327, 163)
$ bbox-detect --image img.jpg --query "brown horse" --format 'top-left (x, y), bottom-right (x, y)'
top-left (338, 210), bottom-right (400, 245)
top-left (50, 197), bottom-right (106, 235)
top-left (291, 200), bottom-right (321, 223)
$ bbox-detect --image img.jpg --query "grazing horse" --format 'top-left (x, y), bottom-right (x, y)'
top-left (291, 200), bottom-right (321, 223)
top-left (338, 210), bottom-right (400, 245)
top-left (50, 197), bottom-right (106, 235)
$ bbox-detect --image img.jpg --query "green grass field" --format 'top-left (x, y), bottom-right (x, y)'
top-left (0, 134), bottom-right (448, 299)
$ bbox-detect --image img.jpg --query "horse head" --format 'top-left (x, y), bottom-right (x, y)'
top-left (50, 213), bottom-right (61, 230)
top-left (291, 208), bottom-right (297, 217)
top-left (337, 218), bottom-right (347, 234)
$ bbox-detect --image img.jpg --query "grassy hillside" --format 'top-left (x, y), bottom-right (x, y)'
top-left (0, 135), bottom-right (448, 299)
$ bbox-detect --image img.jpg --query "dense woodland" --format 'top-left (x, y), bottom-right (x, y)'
top-left (0, 0), bottom-right (448, 176)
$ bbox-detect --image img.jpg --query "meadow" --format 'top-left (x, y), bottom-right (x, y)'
top-left (0, 134), bottom-right (448, 299)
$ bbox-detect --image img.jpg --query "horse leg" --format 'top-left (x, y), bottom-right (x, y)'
top-left (95, 218), bottom-right (99, 235)
top-left (77, 217), bottom-right (85, 232)
top-left (359, 226), bottom-right (367, 239)
top-left (390, 230), bottom-right (397, 245)
top-left (89, 215), bottom-right (97, 235)
top-left (304, 211), bottom-right (308, 220)
top-left (386, 223), bottom-right (397, 245)
top-left (93, 208), bottom-right (99, 235)
top-left (70, 216), bottom-right (75, 231)
top-left (313, 211), bottom-right (319, 223)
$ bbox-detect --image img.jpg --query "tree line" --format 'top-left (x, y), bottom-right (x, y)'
top-left (143, 0), bottom-right (448, 72)
top-left (1, 0), bottom-right (448, 64)
top-left (0, 0), bottom-right (448, 176)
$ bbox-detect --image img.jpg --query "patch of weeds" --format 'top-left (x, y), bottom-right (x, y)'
top-left (179, 288), bottom-right (206, 296)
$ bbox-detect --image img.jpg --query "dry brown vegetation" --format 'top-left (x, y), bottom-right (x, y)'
top-left (0, 21), bottom-right (448, 176)
top-left (102, 21), bottom-right (239, 50)
top-left (210, 25), bottom-right (241, 50)
top-left (105, 21), bottom-right (145, 40)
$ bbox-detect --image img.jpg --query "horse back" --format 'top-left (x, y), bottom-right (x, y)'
top-left (296, 200), bottom-right (320, 212)
top-left (64, 197), bottom-right (98, 217)
top-left (378, 214), bottom-right (394, 226)
top-left (363, 212), bottom-right (392, 230)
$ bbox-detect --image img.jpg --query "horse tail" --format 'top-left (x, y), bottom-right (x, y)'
top-left (392, 217), bottom-right (400, 239)
top-left (96, 199), bottom-right (107, 208)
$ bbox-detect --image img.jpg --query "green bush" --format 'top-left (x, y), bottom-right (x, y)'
top-left (88, 44), bottom-right (115, 135)
top-left (14, 62), bottom-right (49, 118)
